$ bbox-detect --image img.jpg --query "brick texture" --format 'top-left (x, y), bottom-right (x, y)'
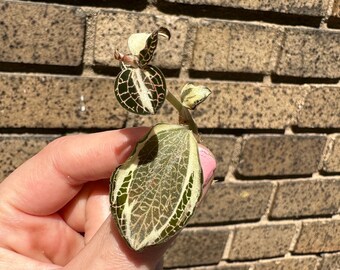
top-left (190, 181), bottom-right (273, 224)
top-left (168, 264), bottom-right (251, 270)
top-left (94, 11), bottom-right (188, 69)
top-left (0, 74), bottom-right (127, 128)
top-left (298, 86), bottom-right (340, 128)
top-left (323, 135), bottom-right (340, 173)
top-left (200, 135), bottom-right (236, 178)
top-left (191, 20), bottom-right (282, 73)
top-left (295, 220), bottom-right (340, 253)
top-left (228, 223), bottom-right (296, 260)
top-left (236, 135), bottom-right (326, 177)
top-left (276, 28), bottom-right (340, 78)
top-left (333, 0), bottom-right (340, 17)
top-left (129, 80), bottom-right (307, 129)
top-left (270, 178), bottom-right (340, 219)
top-left (321, 252), bottom-right (340, 270)
top-left (164, 0), bottom-right (329, 16)
top-left (0, 1), bottom-right (85, 66)
top-left (253, 256), bottom-right (319, 270)
top-left (0, 135), bottom-right (54, 181)
top-left (163, 227), bottom-right (229, 268)
top-left (0, 0), bottom-right (340, 269)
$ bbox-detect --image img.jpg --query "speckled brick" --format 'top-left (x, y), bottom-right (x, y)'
top-left (270, 178), bottom-right (340, 219)
top-left (298, 86), bottom-right (340, 128)
top-left (333, 0), bottom-right (340, 17)
top-left (253, 256), bottom-right (319, 270)
top-left (190, 181), bottom-right (273, 225)
top-left (0, 136), bottom-right (55, 181)
top-left (191, 20), bottom-right (283, 73)
top-left (228, 223), bottom-right (296, 260)
top-left (276, 28), bottom-right (340, 78)
top-left (168, 264), bottom-right (250, 270)
top-left (295, 220), bottom-right (340, 253)
top-left (0, 1), bottom-right (85, 66)
top-left (320, 252), bottom-right (340, 270)
top-left (323, 135), bottom-right (340, 173)
top-left (163, 0), bottom-right (329, 16)
top-left (163, 227), bottom-right (229, 268)
top-left (236, 135), bottom-right (326, 177)
top-left (0, 74), bottom-right (127, 128)
top-left (94, 11), bottom-right (188, 69)
top-left (128, 80), bottom-right (307, 129)
top-left (200, 135), bottom-right (236, 178)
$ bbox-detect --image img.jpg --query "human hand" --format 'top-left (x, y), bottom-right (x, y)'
top-left (0, 127), bottom-right (216, 269)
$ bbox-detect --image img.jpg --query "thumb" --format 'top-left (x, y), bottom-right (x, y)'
top-left (65, 145), bottom-right (216, 270)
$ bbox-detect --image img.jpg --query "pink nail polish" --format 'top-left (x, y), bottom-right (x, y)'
top-left (198, 145), bottom-right (217, 186)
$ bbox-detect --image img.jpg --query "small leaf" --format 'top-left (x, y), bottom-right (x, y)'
top-left (128, 33), bottom-right (151, 56)
top-left (114, 65), bottom-right (167, 115)
top-left (138, 27), bottom-right (170, 67)
top-left (110, 124), bottom-right (203, 251)
top-left (127, 27), bottom-right (171, 68)
top-left (180, 83), bottom-right (211, 110)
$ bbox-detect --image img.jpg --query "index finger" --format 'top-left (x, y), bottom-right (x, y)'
top-left (0, 127), bottom-right (149, 216)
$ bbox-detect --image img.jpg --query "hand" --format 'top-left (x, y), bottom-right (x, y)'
top-left (0, 127), bottom-right (216, 269)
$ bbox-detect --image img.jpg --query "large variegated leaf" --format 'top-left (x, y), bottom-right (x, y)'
top-left (128, 27), bottom-right (171, 68)
top-left (180, 83), bottom-right (211, 110)
top-left (110, 124), bottom-right (203, 251)
top-left (114, 65), bottom-right (167, 115)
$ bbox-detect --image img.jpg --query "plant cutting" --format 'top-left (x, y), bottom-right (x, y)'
top-left (110, 27), bottom-right (212, 251)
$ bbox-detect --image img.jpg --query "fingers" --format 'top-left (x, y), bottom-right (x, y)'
top-left (60, 181), bottom-right (111, 242)
top-left (0, 247), bottom-right (60, 270)
top-left (65, 145), bottom-right (216, 270)
top-left (0, 127), bottom-right (149, 216)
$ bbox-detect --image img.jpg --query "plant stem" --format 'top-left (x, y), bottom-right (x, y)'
top-left (166, 91), bottom-right (199, 135)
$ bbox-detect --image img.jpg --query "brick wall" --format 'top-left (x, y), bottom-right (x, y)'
top-left (0, 0), bottom-right (339, 269)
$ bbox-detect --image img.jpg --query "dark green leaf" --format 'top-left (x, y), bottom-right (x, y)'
top-left (114, 65), bottom-right (167, 115)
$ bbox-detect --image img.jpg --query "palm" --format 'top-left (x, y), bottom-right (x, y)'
top-left (0, 178), bottom-right (110, 268)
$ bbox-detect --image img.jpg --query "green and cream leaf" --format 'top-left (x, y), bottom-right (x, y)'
top-left (114, 65), bottom-right (167, 115)
top-left (127, 27), bottom-right (171, 68)
top-left (110, 124), bottom-right (203, 251)
top-left (128, 33), bottom-right (150, 56)
top-left (180, 83), bottom-right (211, 110)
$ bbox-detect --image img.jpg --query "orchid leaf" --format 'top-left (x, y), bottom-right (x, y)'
top-left (127, 27), bottom-right (171, 68)
top-left (110, 124), bottom-right (203, 251)
top-left (128, 33), bottom-right (150, 56)
top-left (180, 83), bottom-right (212, 110)
top-left (114, 65), bottom-right (167, 115)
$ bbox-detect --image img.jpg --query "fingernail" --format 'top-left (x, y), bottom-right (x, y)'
top-left (198, 145), bottom-right (216, 186)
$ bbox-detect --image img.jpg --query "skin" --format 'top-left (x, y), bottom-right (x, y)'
top-left (0, 127), bottom-right (216, 270)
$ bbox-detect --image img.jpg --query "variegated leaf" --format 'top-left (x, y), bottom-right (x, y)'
top-left (110, 124), bottom-right (203, 251)
top-left (128, 33), bottom-right (150, 56)
top-left (127, 27), bottom-right (170, 68)
top-left (180, 83), bottom-right (211, 110)
top-left (114, 65), bottom-right (167, 115)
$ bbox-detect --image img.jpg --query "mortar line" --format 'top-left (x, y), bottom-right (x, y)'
top-left (227, 137), bottom-right (243, 182)
top-left (79, 7), bottom-right (99, 77)
top-left (263, 75), bottom-right (272, 84)
top-left (289, 221), bottom-right (303, 252)
top-left (272, 27), bottom-right (286, 75)
top-left (222, 230), bottom-right (235, 259)
top-left (261, 181), bottom-right (278, 222)
top-left (284, 126), bottom-right (294, 135)
top-left (315, 255), bottom-right (323, 270)
top-left (319, 135), bottom-right (336, 172)
top-left (179, 20), bottom-right (198, 80)
top-left (320, 0), bottom-right (336, 29)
